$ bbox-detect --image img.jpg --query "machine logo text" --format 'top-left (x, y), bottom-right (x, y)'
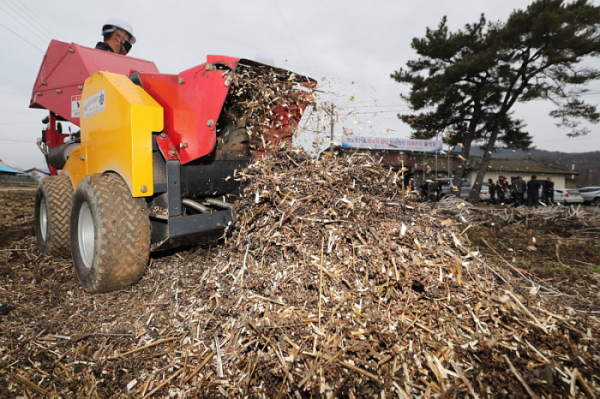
top-left (82, 89), bottom-right (106, 119)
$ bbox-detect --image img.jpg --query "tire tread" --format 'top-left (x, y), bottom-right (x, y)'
top-left (35, 175), bottom-right (73, 257)
top-left (72, 173), bottom-right (150, 293)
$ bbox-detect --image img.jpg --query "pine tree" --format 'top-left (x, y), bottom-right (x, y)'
top-left (392, 0), bottom-right (600, 202)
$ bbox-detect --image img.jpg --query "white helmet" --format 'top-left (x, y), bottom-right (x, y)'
top-left (102, 17), bottom-right (136, 44)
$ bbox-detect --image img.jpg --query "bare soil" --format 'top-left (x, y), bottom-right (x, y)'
top-left (466, 222), bottom-right (600, 312)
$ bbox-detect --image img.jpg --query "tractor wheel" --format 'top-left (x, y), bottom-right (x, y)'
top-left (34, 175), bottom-right (74, 257)
top-left (71, 173), bottom-right (150, 293)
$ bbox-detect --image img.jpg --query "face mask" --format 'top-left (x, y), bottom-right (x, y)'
top-left (115, 32), bottom-right (132, 55)
top-left (121, 40), bottom-right (132, 54)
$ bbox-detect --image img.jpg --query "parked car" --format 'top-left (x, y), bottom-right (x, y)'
top-left (578, 186), bottom-right (600, 206)
top-left (522, 187), bottom-right (582, 206)
top-left (435, 178), bottom-right (472, 199)
top-left (553, 188), bottom-right (584, 205)
top-left (479, 183), bottom-right (491, 202)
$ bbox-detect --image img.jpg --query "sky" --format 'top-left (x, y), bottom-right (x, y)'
top-left (1, 0), bottom-right (599, 169)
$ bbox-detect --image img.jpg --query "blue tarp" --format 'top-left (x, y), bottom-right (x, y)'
top-left (0, 163), bottom-right (22, 174)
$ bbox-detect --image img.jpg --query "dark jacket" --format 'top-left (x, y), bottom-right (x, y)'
top-left (543, 180), bottom-right (554, 194)
top-left (95, 42), bottom-right (114, 52)
top-left (512, 180), bottom-right (526, 194)
top-left (527, 179), bottom-right (542, 194)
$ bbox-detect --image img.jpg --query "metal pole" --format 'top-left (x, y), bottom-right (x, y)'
top-left (315, 104), bottom-right (320, 150)
top-left (401, 159), bottom-right (405, 203)
top-left (447, 145), bottom-right (451, 178)
top-left (329, 102), bottom-right (335, 150)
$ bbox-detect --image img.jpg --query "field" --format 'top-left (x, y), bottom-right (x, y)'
top-left (1, 151), bottom-right (599, 398)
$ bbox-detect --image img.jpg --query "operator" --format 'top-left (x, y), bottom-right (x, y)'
top-left (95, 17), bottom-right (136, 55)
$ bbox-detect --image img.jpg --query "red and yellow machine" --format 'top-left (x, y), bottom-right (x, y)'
top-left (30, 40), bottom-right (315, 293)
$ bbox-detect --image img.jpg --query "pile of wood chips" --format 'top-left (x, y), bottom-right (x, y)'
top-left (186, 147), bottom-right (599, 397)
top-left (223, 62), bottom-right (316, 153)
top-left (1, 149), bottom-right (598, 397)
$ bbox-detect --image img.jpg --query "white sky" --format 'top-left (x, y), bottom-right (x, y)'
top-left (1, 0), bottom-right (599, 168)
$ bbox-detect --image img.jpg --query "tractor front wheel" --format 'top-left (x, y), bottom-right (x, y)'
top-left (34, 175), bottom-right (74, 257)
top-left (71, 173), bottom-right (150, 293)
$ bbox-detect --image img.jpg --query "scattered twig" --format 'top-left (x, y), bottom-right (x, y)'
top-left (10, 372), bottom-right (51, 396)
top-left (503, 355), bottom-right (538, 399)
top-left (108, 338), bottom-right (177, 360)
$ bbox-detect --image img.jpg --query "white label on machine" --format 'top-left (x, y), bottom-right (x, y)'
top-left (82, 89), bottom-right (106, 119)
top-left (71, 95), bottom-right (81, 118)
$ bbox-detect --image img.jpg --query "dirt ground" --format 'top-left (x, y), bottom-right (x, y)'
top-left (1, 180), bottom-right (599, 397)
top-left (466, 221), bottom-right (600, 312)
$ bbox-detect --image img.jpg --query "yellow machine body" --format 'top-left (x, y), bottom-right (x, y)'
top-left (62, 71), bottom-right (163, 197)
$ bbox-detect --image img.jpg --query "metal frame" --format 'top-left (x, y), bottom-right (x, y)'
top-left (148, 158), bottom-right (237, 252)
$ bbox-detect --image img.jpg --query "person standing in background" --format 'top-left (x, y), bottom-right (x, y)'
top-left (496, 176), bottom-right (508, 204)
top-left (542, 177), bottom-right (555, 205)
top-left (527, 175), bottom-right (542, 207)
top-left (488, 179), bottom-right (497, 204)
top-left (512, 176), bottom-right (526, 207)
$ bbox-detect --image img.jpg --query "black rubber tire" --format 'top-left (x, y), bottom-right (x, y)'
top-left (71, 173), bottom-right (150, 293)
top-left (594, 197), bottom-right (600, 206)
top-left (34, 175), bottom-right (74, 257)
